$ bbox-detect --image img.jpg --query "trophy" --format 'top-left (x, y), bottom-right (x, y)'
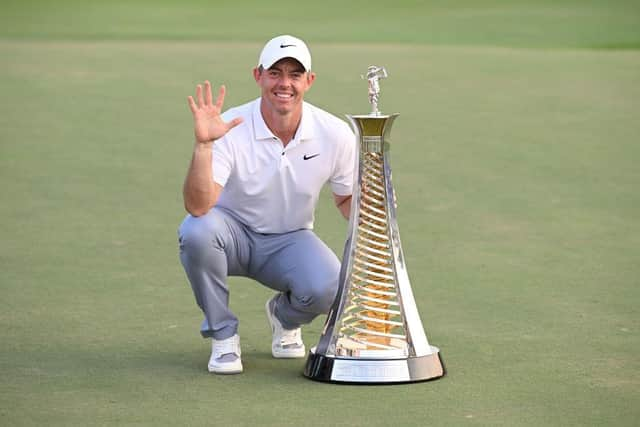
top-left (304, 66), bottom-right (445, 383)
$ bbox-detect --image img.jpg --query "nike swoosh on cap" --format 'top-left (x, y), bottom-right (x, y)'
top-left (280, 44), bottom-right (296, 48)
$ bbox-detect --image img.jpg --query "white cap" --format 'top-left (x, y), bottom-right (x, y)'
top-left (258, 35), bottom-right (312, 71)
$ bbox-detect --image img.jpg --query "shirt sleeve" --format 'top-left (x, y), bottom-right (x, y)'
top-left (329, 124), bottom-right (356, 196)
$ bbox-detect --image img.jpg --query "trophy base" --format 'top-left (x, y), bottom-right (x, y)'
top-left (303, 346), bottom-right (445, 384)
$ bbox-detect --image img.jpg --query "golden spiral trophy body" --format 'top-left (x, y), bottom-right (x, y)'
top-left (304, 66), bottom-right (445, 383)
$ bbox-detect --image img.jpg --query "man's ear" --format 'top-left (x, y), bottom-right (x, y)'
top-left (253, 67), bottom-right (261, 83)
top-left (307, 71), bottom-right (316, 86)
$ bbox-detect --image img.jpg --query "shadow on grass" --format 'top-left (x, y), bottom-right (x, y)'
top-left (128, 346), bottom-right (311, 383)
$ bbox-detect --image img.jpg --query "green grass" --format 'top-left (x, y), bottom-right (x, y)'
top-left (1, 0), bottom-right (640, 48)
top-left (1, 1), bottom-right (640, 426)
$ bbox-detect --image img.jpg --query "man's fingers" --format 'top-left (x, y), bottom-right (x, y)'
top-left (190, 81), bottom-right (228, 115)
top-left (196, 84), bottom-right (204, 108)
top-left (204, 80), bottom-right (213, 106)
top-left (187, 96), bottom-right (197, 114)
top-left (226, 117), bottom-right (243, 131)
top-left (215, 85), bottom-right (227, 110)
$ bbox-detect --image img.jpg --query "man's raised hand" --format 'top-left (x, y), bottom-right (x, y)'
top-left (187, 81), bottom-right (243, 144)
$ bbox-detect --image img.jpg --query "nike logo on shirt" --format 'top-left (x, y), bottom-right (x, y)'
top-left (303, 153), bottom-right (320, 160)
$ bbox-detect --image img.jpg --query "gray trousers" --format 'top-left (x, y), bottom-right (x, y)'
top-left (178, 207), bottom-right (340, 340)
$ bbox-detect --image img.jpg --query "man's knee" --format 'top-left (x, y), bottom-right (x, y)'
top-left (178, 210), bottom-right (227, 255)
top-left (291, 275), bottom-right (339, 314)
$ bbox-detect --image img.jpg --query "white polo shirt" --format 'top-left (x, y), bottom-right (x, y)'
top-left (212, 98), bottom-right (356, 234)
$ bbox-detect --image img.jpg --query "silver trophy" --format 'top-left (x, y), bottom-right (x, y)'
top-left (304, 66), bottom-right (445, 383)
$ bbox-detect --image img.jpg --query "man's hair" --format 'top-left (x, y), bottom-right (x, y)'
top-left (256, 63), bottom-right (313, 84)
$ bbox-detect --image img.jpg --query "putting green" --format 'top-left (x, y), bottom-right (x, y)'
top-left (1, 1), bottom-right (639, 426)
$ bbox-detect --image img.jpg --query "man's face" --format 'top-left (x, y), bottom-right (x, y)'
top-left (254, 58), bottom-right (315, 115)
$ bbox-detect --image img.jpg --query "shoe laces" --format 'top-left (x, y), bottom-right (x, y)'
top-left (279, 328), bottom-right (302, 346)
top-left (214, 336), bottom-right (240, 358)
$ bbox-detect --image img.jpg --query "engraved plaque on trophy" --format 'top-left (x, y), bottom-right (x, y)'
top-left (304, 66), bottom-right (445, 383)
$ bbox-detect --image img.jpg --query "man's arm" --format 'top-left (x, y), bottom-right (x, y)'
top-left (183, 81), bottom-right (242, 216)
top-left (183, 143), bottom-right (223, 216)
top-left (334, 193), bottom-right (352, 220)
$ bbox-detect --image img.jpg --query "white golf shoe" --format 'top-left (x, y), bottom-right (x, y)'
top-left (265, 295), bottom-right (306, 358)
top-left (208, 334), bottom-right (243, 374)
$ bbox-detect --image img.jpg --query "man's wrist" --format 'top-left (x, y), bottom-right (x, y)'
top-left (195, 139), bottom-right (214, 149)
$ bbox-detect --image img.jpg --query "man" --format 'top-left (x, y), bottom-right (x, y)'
top-left (178, 35), bottom-right (355, 374)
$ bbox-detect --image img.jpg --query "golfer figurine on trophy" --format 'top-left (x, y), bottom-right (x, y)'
top-left (304, 66), bottom-right (445, 384)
